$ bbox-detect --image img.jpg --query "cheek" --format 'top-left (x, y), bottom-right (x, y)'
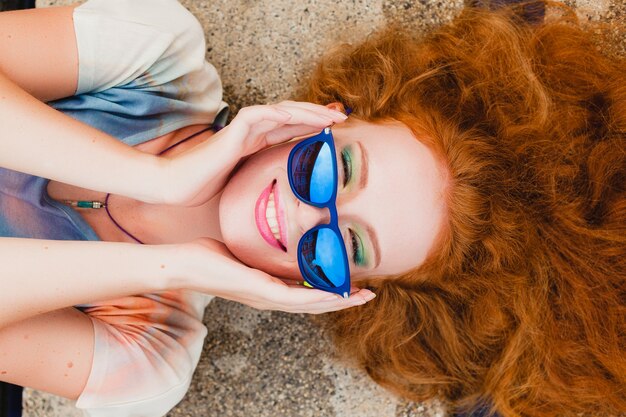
top-left (218, 146), bottom-right (302, 279)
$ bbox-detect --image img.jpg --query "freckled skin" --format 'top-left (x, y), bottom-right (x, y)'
top-left (67, 361), bottom-right (73, 368)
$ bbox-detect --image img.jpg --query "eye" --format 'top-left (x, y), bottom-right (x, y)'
top-left (340, 148), bottom-right (352, 187)
top-left (349, 228), bottom-right (365, 266)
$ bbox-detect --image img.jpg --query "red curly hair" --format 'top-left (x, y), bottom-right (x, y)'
top-left (303, 3), bottom-right (626, 417)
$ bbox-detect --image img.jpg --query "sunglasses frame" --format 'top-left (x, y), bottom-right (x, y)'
top-left (286, 127), bottom-right (351, 298)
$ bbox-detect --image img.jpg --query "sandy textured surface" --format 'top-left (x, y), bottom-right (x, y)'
top-left (10, 0), bottom-right (625, 416)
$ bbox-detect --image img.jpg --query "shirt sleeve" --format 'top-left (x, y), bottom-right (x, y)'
top-left (49, 0), bottom-right (228, 146)
top-left (75, 290), bottom-right (214, 417)
top-left (73, 0), bottom-right (208, 95)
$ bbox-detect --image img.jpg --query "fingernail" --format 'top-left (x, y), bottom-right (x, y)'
top-left (276, 110), bottom-right (292, 118)
top-left (365, 292), bottom-right (376, 301)
top-left (330, 110), bottom-right (348, 119)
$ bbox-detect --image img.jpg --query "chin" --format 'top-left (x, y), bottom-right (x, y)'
top-left (218, 155), bottom-right (300, 280)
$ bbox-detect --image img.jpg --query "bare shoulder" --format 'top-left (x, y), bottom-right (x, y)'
top-left (0, 5), bottom-right (81, 102)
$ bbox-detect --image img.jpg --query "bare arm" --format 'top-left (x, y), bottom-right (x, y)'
top-left (0, 6), bottom-right (170, 203)
top-left (0, 5), bottom-right (369, 324)
top-left (0, 6), bottom-right (79, 102)
top-left (0, 6), bottom-right (347, 207)
top-left (0, 67), bottom-right (169, 203)
top-left (0, 308), bottom-right (93, 400)
top-left (0, 240), bottom-right (375, 405)
top-left (0, 238), bottom-right (178, 329)
top-left (0, 236), bottom-right (375, 330)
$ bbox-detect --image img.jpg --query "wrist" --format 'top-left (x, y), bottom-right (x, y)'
top-left (166, 239), bottom-right (242, 295)
top-left (158, 242), bottom-right (198, 291)
top-left (156, 143), bottom-right (238, 207)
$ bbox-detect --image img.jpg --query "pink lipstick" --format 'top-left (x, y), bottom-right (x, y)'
top-left (273, 181), bottom-right (288, 246)
top-left (255, 179), bottom-right (287, 252)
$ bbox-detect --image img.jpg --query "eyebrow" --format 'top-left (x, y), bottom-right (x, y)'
top-left (356, 141), bottom-right (380, 269)
top-left (365, 223), bottom-right (382, 269)
top-left (358, 140), bottom-right (369, 189)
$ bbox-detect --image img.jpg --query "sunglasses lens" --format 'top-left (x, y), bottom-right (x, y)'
top-left (299, 227), bottom-right (348, 289)
top-left (289, 141), bottom-right (335, 205)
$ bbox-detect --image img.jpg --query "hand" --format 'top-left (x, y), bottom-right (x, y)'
top-left (163, 101), bottom-right (348, 207)
top-left (180, 238), bottom-right (376, 314)
top-left (223, 101), bottom-right (349, 158)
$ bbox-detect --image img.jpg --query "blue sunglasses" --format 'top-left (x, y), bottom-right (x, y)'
top-left (287, 127), bottom-right (351, 298)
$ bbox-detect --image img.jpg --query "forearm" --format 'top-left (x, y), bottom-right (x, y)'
top-left (0, 70), bottom-right (167, 204)
top-left (0, 237), bottom-right (183, 329)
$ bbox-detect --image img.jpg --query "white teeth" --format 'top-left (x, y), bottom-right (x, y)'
top-left (267, 213), bottom-right (278, 230)
top-left (265, 190), bottom-right (281, 241)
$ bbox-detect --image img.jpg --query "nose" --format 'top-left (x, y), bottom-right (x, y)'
top-left (293, 200), bottom-right (331, 235)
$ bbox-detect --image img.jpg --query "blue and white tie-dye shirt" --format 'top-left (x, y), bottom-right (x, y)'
top-left (0, 0), bottom-right (228, 242)
top-left (0, 1), bottom-right (226, 416)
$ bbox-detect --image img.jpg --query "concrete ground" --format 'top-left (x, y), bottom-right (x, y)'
top-left (5, 0), bottom-right (625, 416)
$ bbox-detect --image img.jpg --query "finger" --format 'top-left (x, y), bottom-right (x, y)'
top-left (288, 291), bottom-right (376, 314)
top-left (279, 278), bottom-right (305, 286)
top-left (276, 101), bottom-right (349, 120)
top-left (220, 268), bottom-right (375, 312)
top-left (229, 105), bottom-right (332, 148)
top-left (274, 103), bottom-right (347, 126)
top-left (299, 288), bottom-right (375, 306)
top-left (350, 286), bottom-right (362, 295)
top-left (273, 103), bottom-right (345, 124)
top-left (281, 283), bottom-right (307, 289)
top-left (306, 302), bottom-right (367, 314)
top-left (257, 285), bottom-right (346, 308)
top-left (264, 124), bottom-right (325, 145)
top-left (263, 103), bottom-right (349, 145)
top-left (279, 288), bottom-right (376, 314)
top-left (229, 288), bottom-right (375, 314)
top-left (228, 105), bottom-right (293, 136)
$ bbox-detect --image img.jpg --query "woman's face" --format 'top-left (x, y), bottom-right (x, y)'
top-left (219, 118), bottom-right (448, 281)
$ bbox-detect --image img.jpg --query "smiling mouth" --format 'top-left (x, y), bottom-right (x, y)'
top-left (255, 179), bottom-right (287, 252)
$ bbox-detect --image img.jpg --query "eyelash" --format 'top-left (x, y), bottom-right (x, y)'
top-left (349, 228), bottom-right (364, 266)
top-left (340, 148), bottom-right (352, 187)
top-left (341, 149), bottom-right (363, 266)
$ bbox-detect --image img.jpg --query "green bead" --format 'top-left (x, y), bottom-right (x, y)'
top-left (77, 201), bottom-right (92, 208)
